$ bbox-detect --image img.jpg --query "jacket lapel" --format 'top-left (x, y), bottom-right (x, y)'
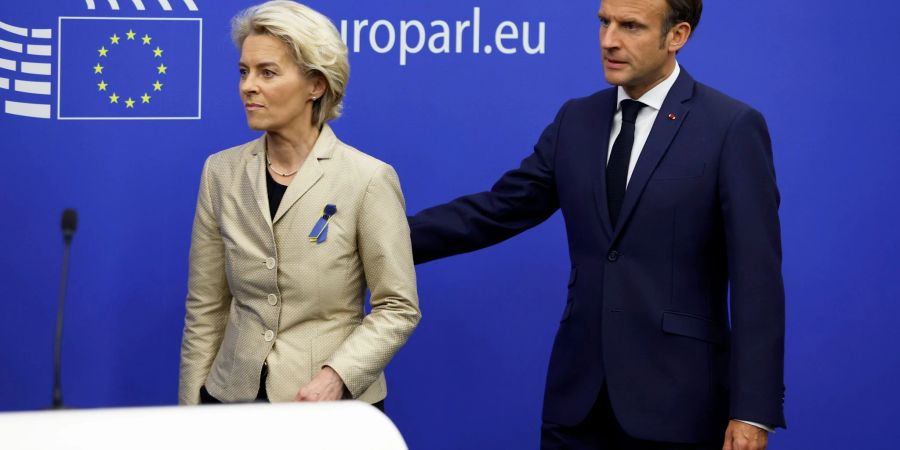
top-left (610, 70), bottom-right (695, 243)
top-left (244, 137), bottom-right (273, 229)
top-left (590, 91), bottom-right (619, 238)
top-left (272, 124), bottom-right (337, 225)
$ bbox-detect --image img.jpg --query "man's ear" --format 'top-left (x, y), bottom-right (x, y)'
top-left (668, 22), bottom-right (692, 53)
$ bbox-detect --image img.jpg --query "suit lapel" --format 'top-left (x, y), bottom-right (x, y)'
top-left (244, 137), bottom-right (273, 229)
top-left (590, 91), bottom-right (619, 238)
top-left (272, 124), bottom-right (337, 225)
top-left (611, 70), bottom-right (695, 243)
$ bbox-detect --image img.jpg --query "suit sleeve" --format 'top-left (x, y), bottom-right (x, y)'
top-left (408, 101), bottom-right (570, 264)
top-left (718, 107), bottom-right (786, 428)
top-left (324, 164), bottom-right (421, 398)
top-left (178, 157), bottom-right (232, 405)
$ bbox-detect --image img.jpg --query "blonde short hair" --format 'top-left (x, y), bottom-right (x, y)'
top-left (231, 1), bottom-right (349, 128)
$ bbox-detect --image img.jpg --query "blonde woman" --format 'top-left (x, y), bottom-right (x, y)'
top-left (178, 0), bottom-right (419, 411)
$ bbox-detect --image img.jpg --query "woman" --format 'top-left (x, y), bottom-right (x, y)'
top-left (178, 0), bottom-right (419, 410)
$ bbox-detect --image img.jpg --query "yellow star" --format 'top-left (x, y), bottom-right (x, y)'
top-left (142, 34), bottom-right (152, 45)
top-left (98, 46), bottom-right (109, 57)
top-left (93, 63), bottom-right (104, 74)
top-left (141, 93), bottom-right (151, 103)
top-left (156, 63), bottom-right (167, 74)
top-left (153, 46), bottom-right (163, 58)
top-left (126, 29), bottom-right (136, 40)
top-left (97, 80), bottom-right (108, 91)
top-left (110, 34), bottom-right (120, 45)
top-left (125, 97), bottom-right (135, 108)
top-left (152, 80), bottom-right (163, 91)
top-left (109, 92), bottom-right (119, 103)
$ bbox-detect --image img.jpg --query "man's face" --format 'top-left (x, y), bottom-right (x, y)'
top-left (599, 0), bottom-right (677, 98)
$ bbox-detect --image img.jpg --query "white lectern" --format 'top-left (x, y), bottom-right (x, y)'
top-left (0, 401), bottom-right (408, 450)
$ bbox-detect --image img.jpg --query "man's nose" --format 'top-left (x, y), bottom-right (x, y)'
top-left (600, 26), bottom-right (620, 50)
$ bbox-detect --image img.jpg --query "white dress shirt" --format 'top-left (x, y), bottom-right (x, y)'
top-left (605, 61), bottom-right (774, 434)
top-left (607, 63), bottom-right (681, 186)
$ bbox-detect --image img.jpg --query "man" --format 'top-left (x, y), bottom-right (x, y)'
top-left (409, 0), bottom-right (785, 449)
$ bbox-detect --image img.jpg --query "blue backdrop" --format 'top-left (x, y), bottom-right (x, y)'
top-left (1, 1), bottom-right (899, 449)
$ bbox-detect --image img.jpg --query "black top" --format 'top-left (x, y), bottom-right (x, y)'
top-left (265, 167), bottom-right (288, 220)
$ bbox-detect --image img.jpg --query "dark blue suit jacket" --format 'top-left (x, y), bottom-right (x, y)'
top-left (409, 69), bottom-right (786, 443)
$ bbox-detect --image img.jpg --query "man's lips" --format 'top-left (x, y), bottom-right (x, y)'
top-left (604, 57), bottom-right (628, 68)
top-left (245, 103), bottom-right (265, 111)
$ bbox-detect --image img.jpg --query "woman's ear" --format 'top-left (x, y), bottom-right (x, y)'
top-left (309, 72), bottom-right (327, 100)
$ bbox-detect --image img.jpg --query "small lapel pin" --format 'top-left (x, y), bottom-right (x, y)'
top-left (308, 204), bottom-right (337, 244)
top-left (667, 113), bottom-right (678, 121)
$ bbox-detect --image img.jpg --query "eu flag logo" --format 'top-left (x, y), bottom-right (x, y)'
top-left (57, 17), bottom-right (201, 120)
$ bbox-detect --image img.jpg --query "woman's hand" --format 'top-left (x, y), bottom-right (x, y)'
top-left (295, 366), bottom-right (347, 402)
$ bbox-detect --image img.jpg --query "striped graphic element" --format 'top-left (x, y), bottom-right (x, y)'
top-left (2, 1), bottom-right (201, 120)
top-left (84, 0), bottom-right (199, 11)
top-left (0, 19), bottom-right (53, 119)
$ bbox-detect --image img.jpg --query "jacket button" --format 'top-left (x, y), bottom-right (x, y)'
top-left (265, 257), bottom-right (276, 270)
top-left (607, 250), bottom-right (620, 262)
top-left (267, 294), bottom-right (278, 306)
top-left (264, 330), bottom-right (274, 342)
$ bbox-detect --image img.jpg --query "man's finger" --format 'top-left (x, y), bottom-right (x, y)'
top-left (722, 429), bottom-right (734, 450)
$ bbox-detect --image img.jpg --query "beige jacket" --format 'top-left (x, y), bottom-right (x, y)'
top-left (178, 125), bottom-right (420, 405)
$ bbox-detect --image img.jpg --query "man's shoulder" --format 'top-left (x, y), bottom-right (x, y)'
top-left (548, 87), bottom-right (616, 123)
top-left (568, 87), bottom-right (617, 111)
top-left (691, 81), bottom-right (761, 118)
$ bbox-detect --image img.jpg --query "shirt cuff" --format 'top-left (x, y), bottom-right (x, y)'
top-left (736, 420), bottom-right (775, 433)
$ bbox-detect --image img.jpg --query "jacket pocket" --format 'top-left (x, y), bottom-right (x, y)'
top-left (661, 311), bottom-right (728, 346)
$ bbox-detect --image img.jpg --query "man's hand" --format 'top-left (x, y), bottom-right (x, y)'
top-left (723, 420), bottom-right (768, 450)
top-left (295, 366), bottom-right (346, 402)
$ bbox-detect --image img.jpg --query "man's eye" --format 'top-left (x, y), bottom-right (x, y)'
top-left (263, 70), bottom-right (275, 77)
top-left (599, 18), bottom-right (610, 27)
top-left (239, 68), bottom-right (247, 77)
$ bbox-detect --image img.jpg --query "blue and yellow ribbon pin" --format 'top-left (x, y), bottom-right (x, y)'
top-left (309, 204), bottom-right (337, 244)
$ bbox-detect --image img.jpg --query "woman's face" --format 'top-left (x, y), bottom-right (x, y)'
top-left (239, 33), bottom-right (318, 133)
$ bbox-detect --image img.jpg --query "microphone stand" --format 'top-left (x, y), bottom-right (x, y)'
top-left (52, 232), bottom-right (74, 409)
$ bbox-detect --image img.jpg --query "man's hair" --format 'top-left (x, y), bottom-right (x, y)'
top-left (663, 0), bottom-right (703, 35)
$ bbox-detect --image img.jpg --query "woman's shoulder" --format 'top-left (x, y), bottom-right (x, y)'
top-left (203, 136), bottom-right (264, 173)
top-left (337, 143), bottom-right (387, 168)
top-left (333, 142), bottom-right (402, 193)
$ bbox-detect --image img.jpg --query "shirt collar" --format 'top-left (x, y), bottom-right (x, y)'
top-left (616, 62), bottom-right (680, 112)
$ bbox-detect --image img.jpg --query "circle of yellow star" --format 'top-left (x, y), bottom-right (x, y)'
top-left (141, 93), bottom-right (151, 103)
top-left (152, 81), bottom-right (163, 91)
top-left (156, 64), bottom-right (167, 74)
top-left (110, 34), bottom-right (120, 45)
top-left (93, 63), bottom-right (104, 74)
top-left (126, 30), bottom-right (136, 40)
top-left (125, 98), bottom-right (135, 109)
top-left (142, 34), bottom-right (152, 45)
top-left (153, 46), bottom-right (163, 58)
top-left (97, 80), bottom-right (108, 91)
top-left (109, 92), bottom-right (119, 103)
top-left (98, 46), bottom-right (109, 57)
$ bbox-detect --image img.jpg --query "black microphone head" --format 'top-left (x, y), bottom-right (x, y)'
top-left (61, 209), bottom-right (77, 239)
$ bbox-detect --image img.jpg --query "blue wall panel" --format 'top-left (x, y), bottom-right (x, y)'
top-left (1, 1), bottom-right (898, 449)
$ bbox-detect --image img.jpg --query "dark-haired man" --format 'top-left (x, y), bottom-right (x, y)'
top-left (409, 0), bottom-right (785, 448)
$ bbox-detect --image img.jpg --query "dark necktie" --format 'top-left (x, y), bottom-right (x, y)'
top-left (606, 99), bottom-right (646, 226)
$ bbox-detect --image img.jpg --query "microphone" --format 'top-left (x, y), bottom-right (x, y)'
top-left (53, 209), bottom-right (77, 409)
top-left (61, 209), bottom-right (77, 243)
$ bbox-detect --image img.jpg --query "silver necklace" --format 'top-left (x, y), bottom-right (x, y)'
top-left (266, 154), bottom-right (299, 177)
